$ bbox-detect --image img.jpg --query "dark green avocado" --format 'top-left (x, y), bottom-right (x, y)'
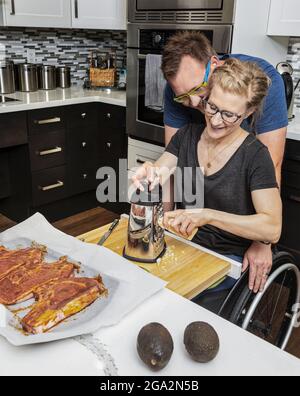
top-left (137, 323), bottom-right (174, 371)
top-left (184, 322), bottom-right (220, 363)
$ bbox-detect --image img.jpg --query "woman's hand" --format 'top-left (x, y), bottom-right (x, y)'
top-left (242, 242), bottom-right (273, 293)
top-left (164, 209), bottom-right (210, 238)
top-left (131, 162), bottom-right (160, 192)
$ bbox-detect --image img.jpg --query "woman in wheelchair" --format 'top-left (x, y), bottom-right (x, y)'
top-left (133, 58), bottom-right (282, 294)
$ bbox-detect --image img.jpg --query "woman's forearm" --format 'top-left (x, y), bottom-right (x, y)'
top-left (207, 209), bottom-right (282, 244)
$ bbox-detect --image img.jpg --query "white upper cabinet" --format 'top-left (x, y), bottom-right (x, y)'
top-left (1, 0), bottom-right (72, 28)
top-left (71, 0), bottom-right (126, 30)
top-left (268, 0), bottom-right (300, 36)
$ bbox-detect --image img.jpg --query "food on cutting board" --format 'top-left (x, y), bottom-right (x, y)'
top-left (0, 246), bottom-right (45, 281)
top-left (0, 244), bottom-right (108, 334)
top-left (22, 276), bottom-right (107, 334)
top-left (0, 258), bottom-right (75, 305)
top-left (184, 322), bottom-right (220, 363)
top-left (137, 323), bottom-right (174, 371)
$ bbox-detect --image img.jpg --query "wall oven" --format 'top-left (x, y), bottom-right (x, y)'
top-left (127, 24), bottom-right (233, 146)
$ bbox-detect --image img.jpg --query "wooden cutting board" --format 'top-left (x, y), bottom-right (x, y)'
top-left (77, 218), bottom-right (231, 300)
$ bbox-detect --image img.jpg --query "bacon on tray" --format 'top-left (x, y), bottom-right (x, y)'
top-left (22, 276), bottom-right (107, 334)
top-left (0, 247), bottom-right (45, 281)
top-left (0, 258), bottom-right (76, 305)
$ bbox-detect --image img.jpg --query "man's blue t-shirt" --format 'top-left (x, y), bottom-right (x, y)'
top-left (164, 54), bottom-right (288, 134)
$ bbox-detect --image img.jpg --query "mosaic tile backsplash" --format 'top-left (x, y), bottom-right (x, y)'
top-left (287, 37), bottom-right (300, 111)
top-left (0, 27), bottom-right (127, 86)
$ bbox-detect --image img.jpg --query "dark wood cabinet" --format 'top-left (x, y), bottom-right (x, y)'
top-left (279, 139), bottom-right (300, 263)
top-left (0, 102), bottom-right (127, 223)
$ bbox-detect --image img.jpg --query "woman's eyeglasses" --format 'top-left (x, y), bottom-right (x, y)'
top-left (202, 99), bottom-right (246, 124)
top-left (173, 61), bottom-right (211, 104)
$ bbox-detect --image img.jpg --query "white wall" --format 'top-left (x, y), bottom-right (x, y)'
top-left (232, 0), bottom-right (289, 67)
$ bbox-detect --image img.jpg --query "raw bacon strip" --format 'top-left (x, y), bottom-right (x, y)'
top-left (0, 247), bottom-right (45, 281)
top-left (0, 258), bottom-right (75, 305)
top-left (22, 276), bottom-right (107, 334)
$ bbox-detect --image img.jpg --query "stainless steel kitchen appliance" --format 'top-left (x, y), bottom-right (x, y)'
top-left (277, 62), bottom-right (297, 122)
top-left (0, 61), bottom-right (15, 94)
top-left (38, 65), bottom-right (57, 90)
top-left (127, 0), bottom-right (235, 145)
top-left (124, 183), bottom-right (166, 263)
top-left (56, 66), bottom-right (71, 89)
top-left (18, 63), bottom-right (38, 92)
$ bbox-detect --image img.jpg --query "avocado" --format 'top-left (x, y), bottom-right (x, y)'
top-left (137, 323), bottom-right (174, 371)
top-left (184, 322), bottom-right (220, 363)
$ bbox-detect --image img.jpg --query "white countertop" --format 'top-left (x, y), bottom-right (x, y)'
top-left (1, 287), bottom-right (300, 376)
top-left (0, 87), bottom-right (126, 113)
top-left (287, 112), bottom-right (300, 141)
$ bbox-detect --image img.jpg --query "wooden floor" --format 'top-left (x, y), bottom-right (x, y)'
top-left (0, 207), bottom-right (299, 360)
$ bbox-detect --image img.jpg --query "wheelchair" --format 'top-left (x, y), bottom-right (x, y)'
top-left (193, 251), bottom-right (300, 350)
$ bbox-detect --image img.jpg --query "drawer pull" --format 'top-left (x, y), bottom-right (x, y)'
top-left (81, 113), bottom-right (87, 119)
top-left (38, 147), bottom-right (62, 156)
top-left (289, 195), bottom-right (300, 203)
top-left (106, 113), bottom-right (111, 119)
top-left (136, 159), bottom-right (145, 165)
top-left (83, 174), bottom-right (88, 179)
top-left (34, 117), bottom-right (61, 125)
top-left (106, 142), bottom-right (111, 148)
top-left (82, 142), bottom-right (87, 148)
top-left (39, 180), bottom-right (64, 192)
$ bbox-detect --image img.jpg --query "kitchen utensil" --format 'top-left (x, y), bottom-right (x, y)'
top-left (56, 66), bottom-right (71, 89)
top-left (18, 63), bottom-right (38, 92)
top-left (124, 183), bottom-right (166, 263)
top-left (277, 62), bottom-right (295, 121)
top-left (38, 65), bottom-right (57, 90)
top-left (97, 219), bottom-right (120, 246)
top-left (0, 60), bottom-right (15, 94)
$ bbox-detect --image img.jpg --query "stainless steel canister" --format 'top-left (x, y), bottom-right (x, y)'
top-left (18, 63), bottom-right (38, 92)
top-left (0, 61), bottom-right (15, 94)
top-left (38, 65), bottom-right (57, 90)
top-left (56, 66), bottom-right (71, 89)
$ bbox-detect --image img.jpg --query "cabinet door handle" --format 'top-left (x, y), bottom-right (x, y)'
top-left (34, 117), bottom-right (61, 125)
top-left (82, 142), bottom-right (87, 148)
top-left (106, 113), bottom-right (111, 119)
top-left (74, 0), bottom-right (79, 18)
top-left (81, 112), bottom-right (87, 119)
top-left (39, 180), bottom-right (64, 192)
top-left (136, 158), bottom-right (146, 165)
top-left (10, 0), bottom-right (15, 15)
top-left (38, 147), bottom-right (62, 156)
top-left (106, 142), bottom-right (111, 148)
top-left (289, 195), bottom-right (300, 203)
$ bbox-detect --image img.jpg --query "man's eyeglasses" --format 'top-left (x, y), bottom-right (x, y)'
top-left (173, 61), bottom-right (211, 104)
top-left (202, 99), bottom-right (246, 124)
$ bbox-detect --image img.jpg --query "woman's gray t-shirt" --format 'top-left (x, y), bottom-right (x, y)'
top-left (165, 123), bottom-right (278, 257)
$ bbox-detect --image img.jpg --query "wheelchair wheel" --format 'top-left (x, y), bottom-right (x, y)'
top-left (220, 253), bottom-right (300, 350)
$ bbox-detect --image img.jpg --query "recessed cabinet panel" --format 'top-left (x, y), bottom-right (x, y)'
top-left (268, 0), bottom-right (300, 36)
top-left (3, 0), bottom-right (71, 28)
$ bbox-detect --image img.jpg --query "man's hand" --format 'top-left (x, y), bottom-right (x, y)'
top-left (242, 241), bottom-right (273, 294)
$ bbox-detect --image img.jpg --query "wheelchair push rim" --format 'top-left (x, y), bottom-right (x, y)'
top-left (241, 263), bottom-right (300, 350)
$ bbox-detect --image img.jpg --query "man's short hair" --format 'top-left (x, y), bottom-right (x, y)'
top-left (161, 31), bottom-right (217, 81)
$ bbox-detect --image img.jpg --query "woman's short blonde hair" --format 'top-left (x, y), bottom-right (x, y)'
top-left (207, 58), bottom-right (271, 126)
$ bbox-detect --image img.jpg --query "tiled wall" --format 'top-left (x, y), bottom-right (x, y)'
top-left (0, 27), bottom-right (127, 86)
top-left (287, 37), bottom-right (300, 111)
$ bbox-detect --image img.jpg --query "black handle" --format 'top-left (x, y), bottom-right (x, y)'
top-left (10, 0), bottom-right (15, 15)
top-left (288, 195), bottom-right (300, 203)
top-left (286, 154), bottom-right (300, 162)
top-left (136, 159), bottom-right (145, 165)
top-left (74, 0), bottom-right (79, 18)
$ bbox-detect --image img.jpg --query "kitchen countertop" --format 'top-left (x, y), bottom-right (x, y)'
top-left (0, 87), bottom-right (126, 113)
top-left (287, 112), bottom-right (300, 141)
top-left (1, 287), bottom-right (300, 376)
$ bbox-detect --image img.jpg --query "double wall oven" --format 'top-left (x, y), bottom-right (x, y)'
top-left (127, 0), bottom-right (236, 146)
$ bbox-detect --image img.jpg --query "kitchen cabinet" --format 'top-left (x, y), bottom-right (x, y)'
top-left (0, 102), bottom-right (127, 223)
top-left (279, 139), bottom-right (300, 263)
top-left (268, 0), bottom-right (300, 36)
top-left (71, 0), bottom-right (126, 30)
top-left (0, 0), bottom-right (71, 28)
